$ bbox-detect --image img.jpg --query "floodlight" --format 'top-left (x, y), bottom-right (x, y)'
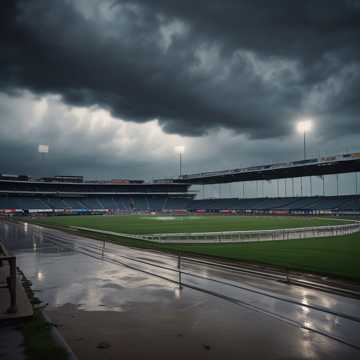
top-left (296, 118), bottom-right (313, 159)
top-left (174, 145), bottom-right (185, 154)
top-left (38, 144), bottom-right (49, 153)
top-left (297, 119), bottom-right (312, 134)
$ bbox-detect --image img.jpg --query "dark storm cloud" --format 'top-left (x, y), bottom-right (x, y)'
top-left (1, 0), bottom-right (360, 139)
top-left (128, 0), bottom-right (360, 63)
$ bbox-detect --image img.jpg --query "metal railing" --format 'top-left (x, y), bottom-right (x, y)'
top-left (142, 222), bottom-right (360, 243)
top-left (73, 221), bottom-right (360, 244)
top-left (0, 243), bottom-right (17, 314)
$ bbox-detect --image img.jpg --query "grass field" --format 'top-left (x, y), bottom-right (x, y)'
top-left (35, 214), bottom-right (348, 234)
top-left (168, 235), bottom-right (360, 281)
top-left (34, 214), bottom-right (360, 281)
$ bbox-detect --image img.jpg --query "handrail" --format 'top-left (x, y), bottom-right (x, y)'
top-left (0, 243), bottom-right (17, 314)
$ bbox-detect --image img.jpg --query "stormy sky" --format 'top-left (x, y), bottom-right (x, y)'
top-left (1, 0), bottom-right (360, 196)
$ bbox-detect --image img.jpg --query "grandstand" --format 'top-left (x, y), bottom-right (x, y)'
top-left (177, 151), bottom-right (360, 184)
top-left (188, 195), bottom-right (360, 214)
top-left (0, 151), bottom-right (359, 215)
top-left (0, 176), bottom-right (194, 214)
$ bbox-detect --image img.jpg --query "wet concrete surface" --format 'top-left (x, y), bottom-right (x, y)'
top-left (1, 219), bottom-right (360, 359)
top-left (0, 320), bottom-right (24, 360)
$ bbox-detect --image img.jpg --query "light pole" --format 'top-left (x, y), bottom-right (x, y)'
top-left (38, 144), bottom-right (49, 176)
top-left (174, 146), bottom-right (185, 177)
top-left (297, 119), bottom-right (312, 159)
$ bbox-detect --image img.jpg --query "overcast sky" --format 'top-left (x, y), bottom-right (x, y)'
top-left (1, 0), bottom-right (360, 195)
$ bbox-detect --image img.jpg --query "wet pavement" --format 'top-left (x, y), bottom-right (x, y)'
top-left (1, 219), bottom-right (360, 359)
top-left (0, 320), bottom-right (24, 360)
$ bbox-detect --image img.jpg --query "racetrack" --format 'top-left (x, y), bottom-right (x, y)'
top-left (32, 215), bottom-right (360, 281)
top-left (2, 219), bottom-right (360, 359)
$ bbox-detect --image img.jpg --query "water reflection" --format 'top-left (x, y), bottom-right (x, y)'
top-left (37, 271), bottom-right (44, 281)
top-left (1, 220), bottom-right (360, 359)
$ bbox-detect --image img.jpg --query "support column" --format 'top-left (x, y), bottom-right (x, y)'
top-left (356, 173), bottom-right (358, 194)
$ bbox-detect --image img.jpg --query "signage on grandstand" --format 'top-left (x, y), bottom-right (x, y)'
top-left (0, 174), bottom-right (29, 181)
top-left (111, 179), bottom-right (144, 184)
top-left (111, 179), bottom-right (130, 184)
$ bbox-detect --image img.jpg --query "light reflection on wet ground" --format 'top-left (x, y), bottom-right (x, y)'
top-left (1, 219), bottom-right (360, 359)
top-left (16, 244), bottom-right (176, 313)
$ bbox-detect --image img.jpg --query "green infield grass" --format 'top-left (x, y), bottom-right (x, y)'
top-left (35, 214), bottom-right (349, 235)
top-left (167, 234), bottom-right (360, 281)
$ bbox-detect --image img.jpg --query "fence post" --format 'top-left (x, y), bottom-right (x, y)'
top-left (6, 257), bottom-right (17, 314)
top-left (101, 239), bottom-right (105, 257)
top-left (285, 268), bottom-right (290, 284)
top-left (178, 255), bottom-right (182, 289)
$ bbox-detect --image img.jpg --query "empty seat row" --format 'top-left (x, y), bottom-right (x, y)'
top-left (1, 195), bottom-right (360, 212)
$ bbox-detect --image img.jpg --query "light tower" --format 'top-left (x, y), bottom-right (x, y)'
top-left (38, 144), bottom-right (49, 176)
top-left (174, 146), bottom-right (185, 177)
top-left (297, 119), bottom-right (312, 159)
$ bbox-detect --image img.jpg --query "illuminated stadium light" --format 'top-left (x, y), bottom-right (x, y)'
top-left (297, 119), bottom-right (312, 134)
top-left (297, 119), bottom-right (313, 159)
top-left (174, 145), bottom-right (185, 154)
top-left (174, 146), bottom-right (185, 176)
top-left (38, 144), bottom-right (49, 153)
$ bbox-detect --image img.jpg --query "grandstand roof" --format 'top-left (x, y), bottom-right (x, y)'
top-left (0, 179), bottom-right (191, 195)
top-left (175, 152), bottom-right (360, 184)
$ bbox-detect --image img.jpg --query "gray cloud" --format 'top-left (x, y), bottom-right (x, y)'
top-left (0, 91), bottom-right (359, 180)
top-left (1, 0), bottom-right (359, 140)
top-left (1, 0), bottom-right (360, 193)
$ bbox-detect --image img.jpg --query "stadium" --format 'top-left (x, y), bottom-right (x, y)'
top-left (1, 151), bottom-right (360, 216)
top-left (1, 150), bottom-right (360, 279)
top-left (2, 2), bottom-right (360, 357)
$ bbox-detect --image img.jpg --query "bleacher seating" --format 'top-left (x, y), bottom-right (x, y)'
top-left (1, 194), bottom-right (360, 213)
top-left (189, 195), bottom-right (360, 212)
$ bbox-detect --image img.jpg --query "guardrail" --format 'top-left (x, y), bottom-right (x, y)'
top-left (141, 222), bottom-right (360, 243)
top-left (0, 243), bottom-right (17, 313)
top-left (74, 221), bottom-right (360, 244)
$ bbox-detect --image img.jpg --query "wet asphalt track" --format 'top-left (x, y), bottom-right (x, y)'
top-left (1, 219), bottom-right (360, 359)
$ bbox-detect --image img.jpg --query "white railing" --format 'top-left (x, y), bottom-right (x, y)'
top-left (74, 222), bottom-right (360, 244)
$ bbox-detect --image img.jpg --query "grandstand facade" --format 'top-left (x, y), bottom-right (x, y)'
top-left (177, 151), bottom-right (360, 184)
top-left (0, 176), bottom-right (194, 215)
top-left (189, 195), bottom-right (360, 215)
top-left (1, 151), bottom-right (360, 216)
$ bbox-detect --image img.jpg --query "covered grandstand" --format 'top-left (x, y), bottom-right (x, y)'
top-left (0, 177), bottom-right (194, 214)
top-left (1, 151), bottom-right (360, 215)
top-left (177, 152), bottom-right (360, 184)
top-left (188, 195), bottom-right (360, 215)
